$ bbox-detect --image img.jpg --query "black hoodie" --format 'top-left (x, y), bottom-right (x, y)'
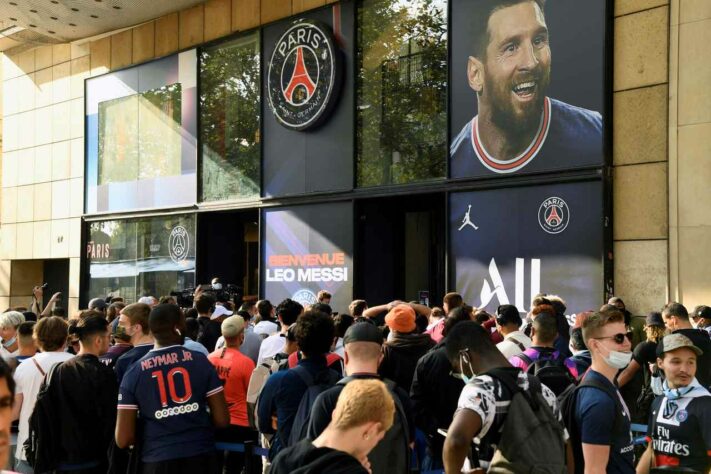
top-left (378, 331), bottom-right (436, 392)
top-left (270, 439), bottom-right (367, 474)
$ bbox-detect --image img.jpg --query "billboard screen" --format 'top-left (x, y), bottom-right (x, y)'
top-left (262, 202), bottom-right (353, 312)
top-left (449, 0), bottom-right (608, 179)
top-left (450, 181), bottom-right (605, 315)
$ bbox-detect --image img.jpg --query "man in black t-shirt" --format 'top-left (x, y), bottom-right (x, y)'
top-left (307, 323), bottom-right (413, 474)
top-left (638, 334), bottom-right (711, 473)
top-left (662, 302), bottom-right (711, 388)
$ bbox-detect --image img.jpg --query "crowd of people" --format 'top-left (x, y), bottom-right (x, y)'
top-left (0, 285), bottom-right (708, 474)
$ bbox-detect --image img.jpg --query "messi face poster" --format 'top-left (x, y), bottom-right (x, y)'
top-left (450, 0), bottom-right (608, 178)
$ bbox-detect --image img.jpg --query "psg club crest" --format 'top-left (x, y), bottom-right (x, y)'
top-left (169, 225), bottom-right (190, 264)
top-left (292, 289), bottom-right (318, 307)
top-left (267, 19), bottom-right (342, 131)
top-left (538, 197), bottom-right (570, 234)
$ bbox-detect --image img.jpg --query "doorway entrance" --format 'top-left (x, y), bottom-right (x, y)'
top-left (196, 210), bottom-right (259, 301)
top-left (355, 193), bottom-right (445, 307)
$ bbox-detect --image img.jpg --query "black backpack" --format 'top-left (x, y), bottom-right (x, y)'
top-left (518, 350), bottom-right (577, 397)
top-left (559, 374), bottom-right (625, 474)
top-left (24, 361), bottom-right (62, 470)
top-left (337, 377), bottom-right (410, 474)
top-left (484, 369), bottom-right (567, 473)
top-left (286, 365), bottom-right (340, 447)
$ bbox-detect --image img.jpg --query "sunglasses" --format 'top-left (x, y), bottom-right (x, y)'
top-left (594, 332), bottom-right (633, 344)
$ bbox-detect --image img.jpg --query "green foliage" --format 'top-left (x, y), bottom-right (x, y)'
top-left (200, 33), bottom-right (261, 202)
top-left (357, 0), bottom-right (448, 187)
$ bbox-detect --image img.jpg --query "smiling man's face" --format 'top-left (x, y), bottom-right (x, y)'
top-left (479, 1), bottom-right (551, 133)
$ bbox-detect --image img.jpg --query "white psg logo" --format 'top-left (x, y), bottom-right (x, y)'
top-left (292, 289), bottom-right (318, 306)
top-left (169, 226), bottom-right (190, 264)
top-left (538, 197), bottom-right (570, 234)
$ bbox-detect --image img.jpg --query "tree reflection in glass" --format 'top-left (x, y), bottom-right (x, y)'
top-left (357, 0), bottom-right (448, 187)
top-left (199, 33), bottom-right (261, 202)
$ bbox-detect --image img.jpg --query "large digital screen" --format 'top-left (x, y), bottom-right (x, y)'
top-left (262, 202), bottom-right (353, 313)
top-left (449, 181), bottom-right (605, 315)
top-left (449, 0), bottom-right (607, 179)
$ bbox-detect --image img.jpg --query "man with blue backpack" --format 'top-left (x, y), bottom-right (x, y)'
top-left (257, 310), bottom-right (340, 460)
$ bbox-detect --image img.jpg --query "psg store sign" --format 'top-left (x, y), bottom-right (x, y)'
top-left (81, 0), bottom-right (612, 310)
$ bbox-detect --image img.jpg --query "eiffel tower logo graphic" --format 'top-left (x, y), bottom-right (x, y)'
top-left (283, 47), bottom-right (317, 105)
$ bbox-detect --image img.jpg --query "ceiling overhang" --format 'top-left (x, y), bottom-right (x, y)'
top-left (0, 0), bottom-right (207, 52)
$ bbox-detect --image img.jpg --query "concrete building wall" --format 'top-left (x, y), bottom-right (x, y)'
top-left (0, 0), bottom-right (706, 316)
top-left (668, 0), bottom-right (711, 309)
top-left (612, 1), bottom-right (670, 314)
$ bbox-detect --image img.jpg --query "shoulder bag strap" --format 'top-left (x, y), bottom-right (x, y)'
top-left (508, 337), bottom-right (526, 351)
top-left (32, 357), bottom-right (46, 377)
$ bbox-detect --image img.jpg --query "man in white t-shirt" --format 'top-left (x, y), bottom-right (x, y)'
top-left (253, 300), bottom-right (279, 338)
top-left (257, 299), bottom-right (303, 365)
top-left (495, 304), bottom-right (532, 359)
top-left (12, 316), bottom-right (74, 473)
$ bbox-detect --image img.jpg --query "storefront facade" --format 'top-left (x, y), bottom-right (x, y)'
top-left (0, 0), bottom-right (705, 316)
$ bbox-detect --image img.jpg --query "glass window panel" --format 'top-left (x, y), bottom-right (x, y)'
top-left (85, 51), bottom-right (197, 214)
top-left (199, 33), bottom-right (261, 202)
top-left (85, 214), bottom-right (195, 304)
top-left (138, 84), bottom-right (183, 180)
top-left (86, 220), bottom-right (138, 302)
top-left (136, 214), bottom-right (196, 299)
top-left (98, 95), bottom-right (139, 184)
top-left (357, 0), bottom-right (448, 187)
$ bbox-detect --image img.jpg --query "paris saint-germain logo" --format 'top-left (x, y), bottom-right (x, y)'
top-left (538, 197), bottom-right (570, 234)
top-left (169, 225), bottom-right (190, 264)
top-left (267, 19), bottom-right (341, 131)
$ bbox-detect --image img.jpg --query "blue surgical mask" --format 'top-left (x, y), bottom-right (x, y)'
top-left (459, 352), bottom-right (476, 384)
top-left (2, 336), bottom-right (16, 348)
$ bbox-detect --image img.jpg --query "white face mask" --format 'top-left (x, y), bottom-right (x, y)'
top-left (602, 347), bottom-right (632, 369)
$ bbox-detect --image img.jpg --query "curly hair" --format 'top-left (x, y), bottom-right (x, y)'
top-left (294, 310), bottom-right (335, 357)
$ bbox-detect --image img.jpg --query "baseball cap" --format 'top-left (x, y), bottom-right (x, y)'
top-left (645, 311), bottom-right (665, 328)
top-left (221, 315), bottom-right (245, 338)
top-left (343, 322), bottom-right (384, 345)
top-left (496, 305), bottom-right (522, 327)
top-left (385, 304), bottom-right (416, 333)
top-left (693, 305), bottom-right (711, 320)
top-left (656, 333), bottom-right (703, 357)
top-left (88, 298), bottom-right (107, 311)
top-left (211, 305), bottom-right (234, 320)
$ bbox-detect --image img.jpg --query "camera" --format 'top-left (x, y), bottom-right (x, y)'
top-left (170, 283), bottom-right (243, 309)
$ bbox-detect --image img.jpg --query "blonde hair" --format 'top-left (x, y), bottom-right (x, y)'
top-left (332, 379), bottom-right (395, 433)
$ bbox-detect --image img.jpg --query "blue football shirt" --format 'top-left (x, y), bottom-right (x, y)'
top-left (118, 345), bottom-right (224, 463)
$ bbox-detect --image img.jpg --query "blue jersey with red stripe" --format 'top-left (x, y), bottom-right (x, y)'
top-left (450, 97), bottom-right (602, 178)
top-left (118, 345), bottom-right (223, 463)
